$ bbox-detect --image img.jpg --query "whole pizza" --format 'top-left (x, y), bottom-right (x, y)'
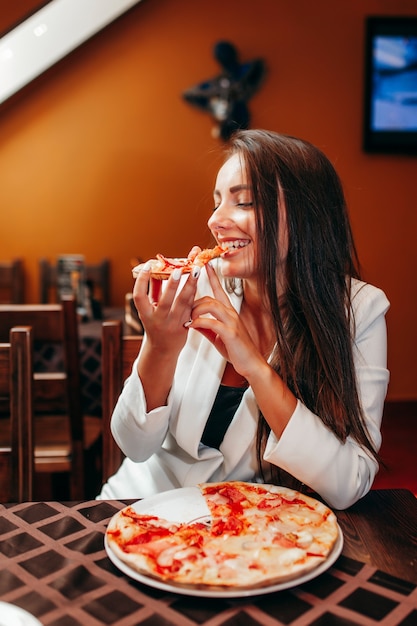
top-left (106, 481), bottom-right (340, 590)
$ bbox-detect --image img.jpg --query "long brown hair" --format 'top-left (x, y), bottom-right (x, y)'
top-left (224, 130), bottom-right (379, 487)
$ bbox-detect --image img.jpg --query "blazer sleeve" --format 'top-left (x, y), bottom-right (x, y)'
top-left (263, 283), bottom-right (390, 510)
top-left (110, 354), bottom-right (174, 462)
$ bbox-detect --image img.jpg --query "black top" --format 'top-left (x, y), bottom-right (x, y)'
top-left (201, 384), bottom-right (247, 450)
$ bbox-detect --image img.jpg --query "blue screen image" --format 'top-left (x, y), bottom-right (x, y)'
top-left (371, 35), bottom-right (417, 131)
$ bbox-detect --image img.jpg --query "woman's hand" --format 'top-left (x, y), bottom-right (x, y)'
top-left (186, 264), bottom-right (265, 380)
top-left (188, 264), bottom-right (297, 436)
top-left (132, 252), bottom-right (201, 411)
top-left (133, 263), bottom-right (200, 355)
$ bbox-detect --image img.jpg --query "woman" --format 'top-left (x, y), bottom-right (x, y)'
top-left (99, 130), bottom-right (389, 510)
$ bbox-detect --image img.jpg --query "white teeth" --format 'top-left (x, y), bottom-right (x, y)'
top-left (222, 240), bottom-right (249, 250)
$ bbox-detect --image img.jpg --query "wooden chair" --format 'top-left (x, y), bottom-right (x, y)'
top-left (39, 258), bottom-right (111, 305)
top-left (0, 258), bottom-right (25, 303)
top-left (101, 320), bottom-right (142, 483)
top-left (0, 326), bottom-right (34, 502)
top-left (0, 297), bottom-right (101, 500)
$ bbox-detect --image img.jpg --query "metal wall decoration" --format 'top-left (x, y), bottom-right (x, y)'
top-left (183, 41), bottom-right (266, 140)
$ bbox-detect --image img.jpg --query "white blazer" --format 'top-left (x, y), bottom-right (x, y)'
top-left (99, 270), bottom-right (390, 510)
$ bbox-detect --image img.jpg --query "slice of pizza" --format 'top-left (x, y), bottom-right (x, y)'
top-left (131, 245), bottom-right (224, 280)
top-left (106, 505), bottom-right (211, 582)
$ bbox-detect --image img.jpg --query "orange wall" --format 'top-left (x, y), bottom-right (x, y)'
top-left (1, 0), bottom-right (416, 400)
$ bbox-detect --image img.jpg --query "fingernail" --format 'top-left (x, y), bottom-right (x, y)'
top-left (183, 320), bottom-right (192, 328)
top-left (172, 268), bottom-right (182, 281)
top-left (192, 265), bottom-right (201, 279)
top-left (141, 261), bottom-right (151, 272)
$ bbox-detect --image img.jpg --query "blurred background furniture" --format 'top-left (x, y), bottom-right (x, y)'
top-left (0, 326), bottom-right (34, 503)
top-left (75, 306), bottom-right (134, 418)
top-left (0, 258), bottom-right (25, 304)
top-left (39, 257), bottom-right (111, 306)
top-left (124, 291), bottom-right (144, 334)
top-left (101, 319), bottom-right (142, 486)
top-left (0, 297), bottom-right (101, 500)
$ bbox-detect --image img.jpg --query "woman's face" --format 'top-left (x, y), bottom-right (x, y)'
top-left (208, 153), bottom-right (257, 280)
top-left (208, 152), bottom-right (288, 282)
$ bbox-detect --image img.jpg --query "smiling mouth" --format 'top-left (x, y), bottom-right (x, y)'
top-left (221, 240), bottom-right (250, 252)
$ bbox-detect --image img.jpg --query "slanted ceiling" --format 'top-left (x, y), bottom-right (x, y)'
top-left (0, 0), bottom-right (143, 104)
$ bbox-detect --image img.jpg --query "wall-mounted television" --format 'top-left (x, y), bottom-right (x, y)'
top-left (363, 16), bottom-right (417, 154)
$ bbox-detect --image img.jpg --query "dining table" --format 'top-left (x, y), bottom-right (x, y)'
top-left (0, 488), bottom-right (416, 625)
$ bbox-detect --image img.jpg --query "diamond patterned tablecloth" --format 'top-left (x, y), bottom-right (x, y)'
top-left (0, 500), bottom-right (416, 626)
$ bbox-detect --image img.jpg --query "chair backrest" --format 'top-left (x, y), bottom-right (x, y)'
top-left (0, 326), bottom-right (34, 502)
top-left (0, 259), bottom-right (25, 304)
top-left (0, 296), bottom-right (84, 498)
top-left (39, 258), bottom-right (111, 305)
top-left (101, 320), bottom-right (142, 482)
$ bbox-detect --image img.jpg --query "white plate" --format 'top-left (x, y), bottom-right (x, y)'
top-left (105, 486), bottom-right (344, 598)
top-left (0, 602), bottom-right (42, 626)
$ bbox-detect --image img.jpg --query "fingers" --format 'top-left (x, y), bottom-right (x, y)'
top-left (133, 262), bottom-right (151, 300)
top-left (205, 263), bottom-right (231, 305)
top-left (154, 268), bottom-right (182, 309)
top-left (189, 293), bottom-right (238, 335)
top-left (187, 246), bottom-right (202, 262)
top-left (169, 269), bottom-right (201, 323)
top-left (133, 262), bottom-right (200, 327)
top-left (192, 328), bottom-right (218, 344)
top-left (161, 266), bottom-right (200, 307)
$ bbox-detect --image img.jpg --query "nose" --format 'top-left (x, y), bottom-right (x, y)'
top-left (208, 203), bottom-right (233, 232)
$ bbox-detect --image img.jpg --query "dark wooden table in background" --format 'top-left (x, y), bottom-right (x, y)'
top-left (338, 488), bottom-right (417, 583)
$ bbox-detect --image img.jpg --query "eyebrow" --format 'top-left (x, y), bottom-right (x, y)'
top-left (213, 184), bottom-right (252, 196)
